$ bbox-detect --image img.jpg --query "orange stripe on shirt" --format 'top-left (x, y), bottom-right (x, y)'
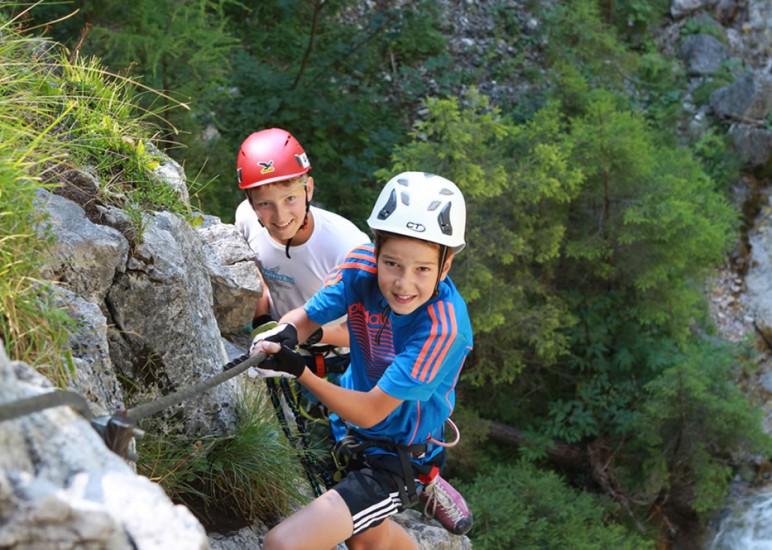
top-left (406, 401), bottom-right (422, 446)
top-left (426, 303), bottom-right (457, 382)
top-left (419, 302), bottom-right (445, 382)
top-left (413, 305), bottom-right (450, 381)
top-left (335, 261), bottom-right (377, 274)
top-left (421, 302), bottom-right (456, 382)
top-left (323, 273), bottom-right (343, 287)
top-left (347, 251), bottom-right (376, 263)
top-left (412, 307), bottom-right (438, 379)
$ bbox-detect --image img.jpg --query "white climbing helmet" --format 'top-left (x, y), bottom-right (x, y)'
top-left (367, 171), bottom-right (466, 252)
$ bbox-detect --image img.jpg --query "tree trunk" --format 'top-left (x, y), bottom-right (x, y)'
top-left (488, 420), bottom-right (584, 467)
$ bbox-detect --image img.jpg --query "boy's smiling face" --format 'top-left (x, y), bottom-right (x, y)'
top-left (248, 176), bottom-right (313, 245)
top-left (377, 235), bottom-right (453, 315)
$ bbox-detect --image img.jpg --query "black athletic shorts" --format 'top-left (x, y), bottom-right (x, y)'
top-left (333, 451), bottom-right (446, 535)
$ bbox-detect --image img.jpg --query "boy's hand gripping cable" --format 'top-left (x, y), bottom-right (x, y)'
top-left (249, 322), bottom-right (306, 379)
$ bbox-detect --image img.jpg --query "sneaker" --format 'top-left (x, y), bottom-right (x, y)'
top-left (420, 474), bottom-right (473, 536)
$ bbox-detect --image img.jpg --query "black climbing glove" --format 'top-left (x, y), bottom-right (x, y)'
top-left (250, 322), bottom-right (299, 354)
top-left (254, 346), bottom-right (306, 379)
top-left (249, 323), bottom-right (304, 379)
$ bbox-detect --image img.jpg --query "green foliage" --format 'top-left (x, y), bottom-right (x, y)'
top-left (205, 0), bottom-right (458, 225)
top-left (632, 52), bottom-right (687, 135)
top-left (462, 461), bottom-right (651, 549)
top-left (0, 151), bottom-right (73, 379)
top-left (544, 0), bottom-right (638, 93)
top-left (691, 58), bottom-right (744, 107)
top-left (381, 89), bottom-right (580, 384)
top-left (603, 0), bottom-right (670, 46)
top-left (680, 17), bottom-right (727, 43)
top-left (63, 0), bottom-right (238, 120)
top-left (136, 381), bottom-right (308, 528)
top-left (0, 18), bottom-right (82, 378)
top-left (23, 0), bottom-right (239, 218)
top-left (0, 11), bottom-right (190, 375)
top-left (546, 293), bottom-right (679, 443)
top-left (53, 55), bottom-right (191, 220)
top-left (691, 127), bottom-right (742, 189)
top-left (563, 90), bottom-right (736, 332)
top-left (630, 339), bottom-right (772, 518)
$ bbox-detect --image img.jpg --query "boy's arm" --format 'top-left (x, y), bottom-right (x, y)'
top-left (254, 272), bottom-right (272, 319)
top-left (319, 322), bottom-right (350, 347)
top-left (299, 371), bottom-right (401, 428)
top-left (251, 339), bottom-right (400, 427)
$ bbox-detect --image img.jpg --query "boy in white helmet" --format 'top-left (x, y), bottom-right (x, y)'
top-left (251, 172), bottom-right (474, 549)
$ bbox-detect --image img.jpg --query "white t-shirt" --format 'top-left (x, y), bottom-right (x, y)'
top-left (235, 200), bottom-right (371, 320)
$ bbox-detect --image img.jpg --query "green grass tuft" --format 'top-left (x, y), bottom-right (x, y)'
top-left (136, 380), bottom-right (309, 530)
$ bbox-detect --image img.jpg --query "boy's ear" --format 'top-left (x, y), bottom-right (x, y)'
top-left (306, 176), bottom-right (315, 201)
top-left (439, 252), bottom-right (455, 281)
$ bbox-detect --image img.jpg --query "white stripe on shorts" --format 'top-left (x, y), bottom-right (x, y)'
top-left (352, 491), bottom-right (402, 534)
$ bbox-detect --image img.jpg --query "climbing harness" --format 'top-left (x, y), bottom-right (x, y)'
top-left (300, 343), bottom-right (350, 380)
top-left (331, 425), bottom-right (430, 508)
top-left (330, 417), bottom-right (462, 508)
top-left (0, 352), bottom-right (266, 460)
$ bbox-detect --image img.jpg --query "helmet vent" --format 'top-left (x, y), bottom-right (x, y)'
top-left (427, 200), bottom-right (440, 211)
top-left (400, 191), bottom-right (410, 206)
top-left (377, 188), bottom-right (398, 220)
top-left (396, 177), bottom-right (410, 187)
top-left (438, 203), bottom-right (453, 235)
top-left (439, 187), bottom-right (454, 196)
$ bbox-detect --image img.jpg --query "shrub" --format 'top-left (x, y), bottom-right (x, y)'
top-left (461, 461), bottom-right (651, 549)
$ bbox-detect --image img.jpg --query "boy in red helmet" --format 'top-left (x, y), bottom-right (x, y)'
top-left (235, 127), bottom-right (369, 346)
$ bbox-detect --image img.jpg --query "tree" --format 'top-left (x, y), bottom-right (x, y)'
top-left (381, 89), bottom-right (583, 384)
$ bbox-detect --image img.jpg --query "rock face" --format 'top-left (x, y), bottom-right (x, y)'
top-left (0, 343), bottom-right (209, 550)
top-left (197, 215), bottom-right (262, 337)
top-left (745, 190), bottom-right (772, 345)
top-left (34, 185), bottom-right (259, 436)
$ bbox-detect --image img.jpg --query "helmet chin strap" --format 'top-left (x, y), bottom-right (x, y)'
top-left (433, 246), bottom-right (449, 298)
top-left (283, 194), bottom-right (311, 259)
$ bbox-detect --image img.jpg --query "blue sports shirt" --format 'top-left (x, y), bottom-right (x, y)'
top-left (304, 243), bottom-right (473, 464)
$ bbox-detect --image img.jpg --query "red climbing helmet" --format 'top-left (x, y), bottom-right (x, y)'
top-left (237, 128), bottom-right (311, 190)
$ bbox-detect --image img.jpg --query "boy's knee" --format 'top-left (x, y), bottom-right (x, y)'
top-left (262, 528), bottom-right (292, 550)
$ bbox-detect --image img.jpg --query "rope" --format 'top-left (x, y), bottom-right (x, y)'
top-left (0, 353), bottom-right (267, 459)
top-left (428, 417), bottom-right (461, 448)
top-left (125, 352), bottom-right (265, 422)
top-left (278, 378), bottom-right (334, 493)
top-left (0, 389), bottom-right (93, 422)
top-left (0, 352), bottom-right (340, 494)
